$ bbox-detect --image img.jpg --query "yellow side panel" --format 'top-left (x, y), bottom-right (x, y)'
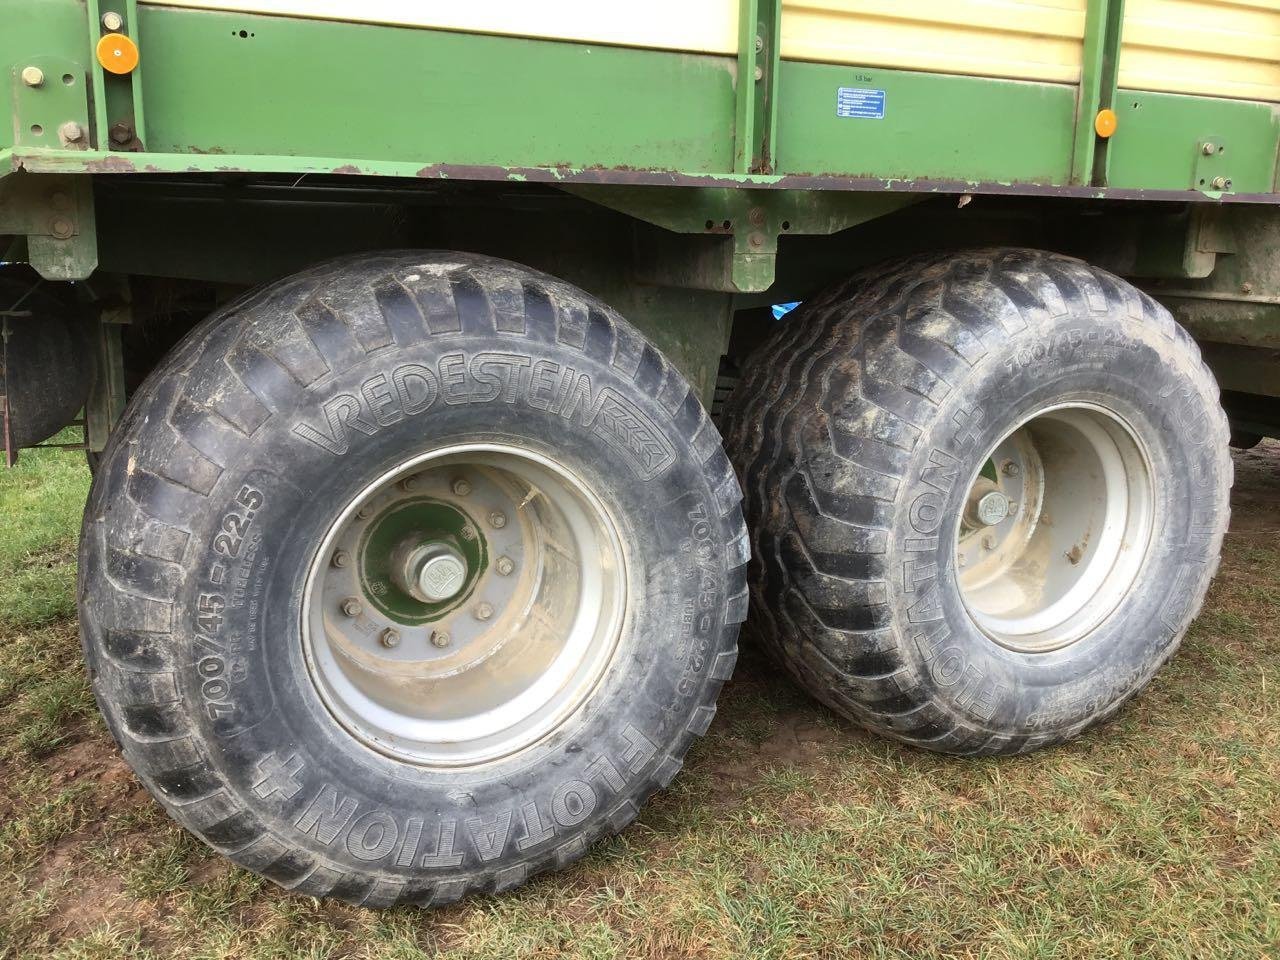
top-left (142, 0), bottom-right (739, 55)
top-left (779, 0), bottom-right (1088, 83)
top-left (1120, 0), bottom-right (1280, 102)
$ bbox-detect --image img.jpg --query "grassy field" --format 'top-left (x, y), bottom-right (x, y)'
top-left (0, 440), bottom-right (1276, 960)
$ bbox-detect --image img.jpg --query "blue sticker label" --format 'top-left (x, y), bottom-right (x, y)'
top-left (837, 87), bottom-right (886, 120)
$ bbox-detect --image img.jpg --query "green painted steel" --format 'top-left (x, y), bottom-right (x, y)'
top-left (5, 0), bottom-right (1280, 305)
top-left (6, 2), bottom-right (1280, 198)
top-left (1086, 0), bottom-right (1126, 187)
top-left (1071, 0), bottom-right (1122, 186)
top-left (0, 173), bottom-right (97, 279)
top-left (1107, 91), bottom-right (1280, 194)
top-left (134, 6), bottom-right (737, 172)
top-left (773, 61), bottom-right (1078, 185)
top-left (733, 0), bottom-right (781, 174)
top-left (2, 0), bottom-right (88, 153)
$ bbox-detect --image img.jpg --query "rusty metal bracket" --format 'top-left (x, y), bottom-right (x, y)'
top-left (0, 173), bottom-right (98, 280)
top-left (85, 297), bottom-right (130, 454)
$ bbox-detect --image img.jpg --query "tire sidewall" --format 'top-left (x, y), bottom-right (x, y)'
top-left (889, 303), bottom-right (1225, 739)
top-left (88, 260), bottom-right (739, 892)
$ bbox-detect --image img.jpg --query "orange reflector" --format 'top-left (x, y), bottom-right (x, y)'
top-left (1095, 108), bottom-right (1118, 139)
top-left (96, 33), bottom-right (139, 75)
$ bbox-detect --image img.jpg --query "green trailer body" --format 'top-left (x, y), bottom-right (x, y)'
top-left (2, 0), bottom-right (1279, 442)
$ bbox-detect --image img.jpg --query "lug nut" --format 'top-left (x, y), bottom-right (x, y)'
top-left (356, 505), bottom-right (372, 520)
top-left (59, 121), bottom-right (84, 143)
top-left (21, 66), bottom-right (44, 87)
top-left (332, 550), bottom-right (350, 569)
top-left (495, 556), bottom-right (514, 576)
top-left (474, 602), bottom-right (494, 621)
top-left (489, 511), bottom-right (507, 529)
top-left (431, 630), bottom-right (451, 648)
top-left (101, 10), bottom-right (124, 30)
top-left (400, 475), bottom-right (419, 492)
top-left (1001, 460), bottom-right (1021, 478)
top-left (451, 478), bottom-right (472, 496)
top-left (379, 628), bottom-right (401, 649)
top-left (340, 597), bottom-right (363, 617)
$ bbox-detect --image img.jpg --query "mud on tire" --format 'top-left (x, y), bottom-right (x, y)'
top-left (724, 248), bottom-right (1232, 756)
top-left (79, 252), bottom-right (748, 905)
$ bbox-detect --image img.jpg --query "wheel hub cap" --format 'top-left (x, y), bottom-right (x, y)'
top-left (956, 403), bottom-right (1155, 653)
top-left (302, 444), bottom-right (627, 767)
top-left (394, 539), bottom-right (468, 603)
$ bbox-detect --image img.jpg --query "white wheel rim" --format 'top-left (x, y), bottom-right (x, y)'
top-left (956, 403), bottom-right (1155, 653)
top-left (301, 444), bottom-right (627, 767)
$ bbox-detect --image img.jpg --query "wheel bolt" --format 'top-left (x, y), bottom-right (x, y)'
top-left (451, 478), bottom-right (472, 496)
top-left (431, 630), bottom-right (451, 648)
top-left (1001, 460), bottom-right (1021, 478)
top-left (489, 511), bottom-right (507, 529)
top-left (332, 550), bottom-right (350, 569)
top-left (379, 627), bottom-right (400, 649)
top-left (400, 475), bottom-right (419, 492)
top-left (474, 602), bottom-right (494, 621)
top-left (495, 556), bottom-right (514, 576)
top-left (341, 597), bottom-right (363, 617)
top-left (356, 505), bottom-right (372, 520)
top-left (460, 524), bottom-right (477, 541)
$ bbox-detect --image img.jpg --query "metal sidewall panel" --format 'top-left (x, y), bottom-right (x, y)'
top-left (1120, 0), bottom-right (1280, 103)
top-left (775, 61), bottom-right (1078, 183)
top-left (134, 6), bottom-right (738, 171)
top-left (141, 0), bottom-right (740, 54)
top-left (779, 0), bottom-right (1089, 84)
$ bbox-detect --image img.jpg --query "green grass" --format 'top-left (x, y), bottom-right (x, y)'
top-left (0, 441), bottom-right (1277, 960)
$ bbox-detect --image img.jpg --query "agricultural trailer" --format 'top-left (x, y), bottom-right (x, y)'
top-left (2, 0), bottom-right (1277, 905)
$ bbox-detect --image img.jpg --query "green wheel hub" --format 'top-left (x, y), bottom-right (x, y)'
top-left (358, 498), bottom-right (486, 625)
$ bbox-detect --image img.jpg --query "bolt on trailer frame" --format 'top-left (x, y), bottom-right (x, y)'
top-left (2, 0), bottom-right (1280, 452)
